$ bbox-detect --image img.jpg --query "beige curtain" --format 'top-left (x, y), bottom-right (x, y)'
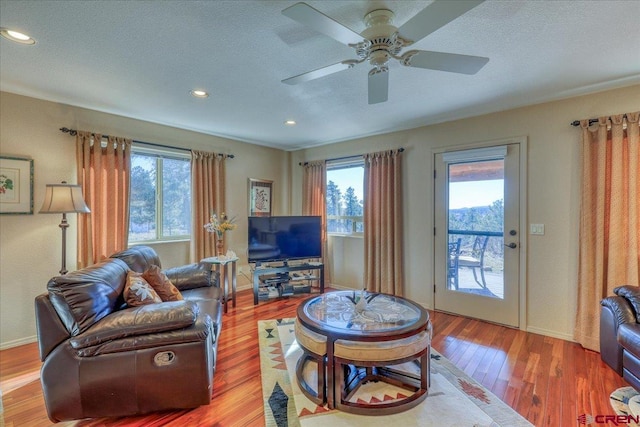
top-left (302, 160), bottom-right (330, 284)
top-left (76, 131), bottom-right (132, 268)
top-left (575, 112), bottom-right (640, 351)
top-left (191, 150), bottom-right (228, 261)
top-left (363, 149), bottom-right (404, 295)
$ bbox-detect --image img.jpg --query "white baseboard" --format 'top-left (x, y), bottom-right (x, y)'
top-left (526, 326), bottom-right (575, 342)
top-left (1, 335), bottom-right (37, 351)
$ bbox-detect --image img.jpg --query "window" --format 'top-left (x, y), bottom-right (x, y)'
top-left (129, 148), bottom-right (191, 242)
top-left (326, 159), bottom-right (364, 234)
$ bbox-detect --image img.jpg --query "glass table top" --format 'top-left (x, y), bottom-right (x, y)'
top-left (301, 290), bottom-right (425, 333)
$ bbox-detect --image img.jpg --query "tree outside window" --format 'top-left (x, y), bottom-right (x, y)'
top-left (129, 150), bottom-right (191, 242)
top-left (326, 161), bottom-right (364, 234)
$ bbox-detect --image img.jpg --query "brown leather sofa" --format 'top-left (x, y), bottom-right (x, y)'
top-left (35, 246), bottom-right (223, 422)
top-left (600, 285), bottom-right (640, 390)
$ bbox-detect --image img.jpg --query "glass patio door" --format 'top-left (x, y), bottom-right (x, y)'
top-left (434, 144), bottom-right (521, 328)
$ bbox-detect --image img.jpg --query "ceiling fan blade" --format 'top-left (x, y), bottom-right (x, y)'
top-left (282, 61), bottom-right (353, 85)
top-left (282, 2), bottom-right (362, 46)
top-left (368, 69), bottom-right (389, 104)
top-left (398, 0), bottom-right (485, 44)
top-left (402, 50), bottom-right (489, 75)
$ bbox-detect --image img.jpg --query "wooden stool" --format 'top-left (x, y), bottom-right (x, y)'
top-left (333, 330), bottom-right (430, 415)
top-left (294, 319), bottom-right (327, 404)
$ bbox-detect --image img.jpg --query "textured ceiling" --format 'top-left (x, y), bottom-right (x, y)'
top-left (1, 0), bottom-right (639, 150)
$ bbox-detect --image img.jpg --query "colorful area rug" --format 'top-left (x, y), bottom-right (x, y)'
top-left (259, 318), bottom-right (532, 427)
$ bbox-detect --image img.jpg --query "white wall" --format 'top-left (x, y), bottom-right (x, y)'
top-left (0, 91), bottom-right (288, 348)
top-left (291, 84), bottom-right (640, 341)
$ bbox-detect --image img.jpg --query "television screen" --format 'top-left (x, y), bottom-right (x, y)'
top-left (248, 216), bottom-right (322, 263)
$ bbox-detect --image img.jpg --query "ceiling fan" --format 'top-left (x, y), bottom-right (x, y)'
top-left (281, 0), bottom-right (489, 104)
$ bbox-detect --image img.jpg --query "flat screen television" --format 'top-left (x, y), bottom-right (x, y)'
top-left (248, 216), bottom-right (322, 263)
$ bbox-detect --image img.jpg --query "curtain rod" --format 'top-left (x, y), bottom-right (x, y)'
top-left (59, 127), bottom-right (235, 158)
top-left (570, 114), bottom-right (629, 127)
top-left (298, 147), bottom-right (404, 166)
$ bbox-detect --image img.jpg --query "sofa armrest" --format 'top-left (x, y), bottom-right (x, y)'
top-left (601, 295), bottom-right (636, 374)
top-left (602, 295), bottom-right (637, 326)
top-left (165, 263), bottom-right (216, 291)
top-left (615, 285), bottom-right (640, 322)
top-left (69, 301), bottom-right (198, 350)
top-left (35, 294), bottom-right (70, 361)
top-left (75, 314), bottom-right (214, 357)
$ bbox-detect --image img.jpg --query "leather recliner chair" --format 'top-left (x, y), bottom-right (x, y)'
top-left (600, 285), bottom-right (640, 390)
top-left (35, 246), bottom-right (223, 422)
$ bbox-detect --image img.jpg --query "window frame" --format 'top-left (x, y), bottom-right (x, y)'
top-left (128, 145), bottom-right (191, 243)
top-left (326, 158), bottom-right (365, 236)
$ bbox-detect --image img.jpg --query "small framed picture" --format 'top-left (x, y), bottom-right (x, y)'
top-left (248, 178), bottom-right (272, 217)
top-left (0, 156), bottom-right (34, 215)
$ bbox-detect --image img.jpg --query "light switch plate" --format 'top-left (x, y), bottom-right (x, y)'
top-left (530, 224), bottom-right (545, 235)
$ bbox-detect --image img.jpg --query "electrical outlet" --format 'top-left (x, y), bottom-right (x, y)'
top-left (530, 224), bottom-right (545, 235)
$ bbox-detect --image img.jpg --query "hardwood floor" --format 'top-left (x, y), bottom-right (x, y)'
top-left (0, 288), bottom-right (629, 426)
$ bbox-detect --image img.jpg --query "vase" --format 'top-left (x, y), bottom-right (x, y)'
top-left (216, 236), bottom-right (224, 256)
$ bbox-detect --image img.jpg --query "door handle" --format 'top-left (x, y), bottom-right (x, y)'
top-left (505, 242), bottom-right (518, 249)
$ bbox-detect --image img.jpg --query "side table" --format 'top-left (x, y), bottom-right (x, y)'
top-left (200, 256), bottom-right (238, 313)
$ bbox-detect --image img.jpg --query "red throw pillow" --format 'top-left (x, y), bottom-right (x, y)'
top-left (124, 271), bottom-right (162, 307)
top-left (142, 265), bottom-right (184, 302)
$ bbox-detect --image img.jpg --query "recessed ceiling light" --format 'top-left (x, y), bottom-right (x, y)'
top-left (284, 120), bottom-right (296, 126)
top-left (0, 28), bottom-right (36, 45)
top-left (190, 90), bottom-right (209, 98)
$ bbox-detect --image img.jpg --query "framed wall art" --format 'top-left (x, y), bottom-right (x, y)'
top-left (248, 178), bottom-right (272, 217)
top-left (0, 156), bottom-right (34, 215)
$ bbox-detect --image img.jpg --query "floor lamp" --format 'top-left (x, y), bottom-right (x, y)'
top-left (39, 181), bottom-right (90, 275)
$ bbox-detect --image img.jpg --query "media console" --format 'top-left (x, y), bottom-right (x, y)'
top-left (252, 261), bottom-right (324, 305)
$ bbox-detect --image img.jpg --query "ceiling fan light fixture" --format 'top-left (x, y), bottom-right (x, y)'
top-left (369, 50), bottom-right (390, 67)
top-left (0, 28), bottom-right (36, 45)
top-left (190, 89), bottom-right (209, 98)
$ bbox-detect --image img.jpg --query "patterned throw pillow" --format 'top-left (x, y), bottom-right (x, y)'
top-left (124, 271), bottom-right (162, 307)
top-left (142, 265), bottom-right (184, 302)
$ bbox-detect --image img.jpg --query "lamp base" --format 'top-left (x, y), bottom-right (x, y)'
top-left (59, 213), bottom-right (69, 275)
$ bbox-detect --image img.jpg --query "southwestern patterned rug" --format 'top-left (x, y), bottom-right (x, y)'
top-left (610, 387), bottom-right (640, 427)
top-left (259, 318), bottom-right (532, 427)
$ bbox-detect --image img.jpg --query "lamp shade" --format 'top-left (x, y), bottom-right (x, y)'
top-left (39, 183), bottom-right (90, 214)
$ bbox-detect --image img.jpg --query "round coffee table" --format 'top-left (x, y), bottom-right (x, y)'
top-left (296, 290), bottom-right (431, 414)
